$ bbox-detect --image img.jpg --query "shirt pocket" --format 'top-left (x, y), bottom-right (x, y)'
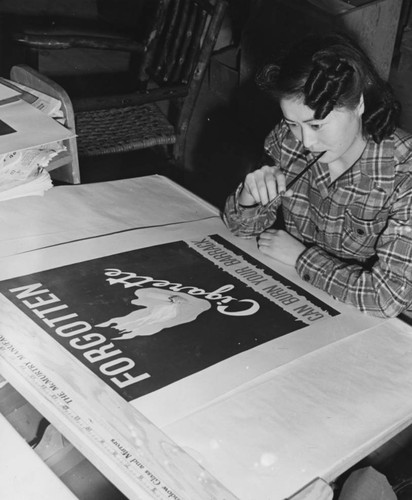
top-left (341, 210), bottom-right (387, 258)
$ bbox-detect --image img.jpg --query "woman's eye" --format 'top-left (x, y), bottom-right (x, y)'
top-left (310, 123), bottom-right (323, 130)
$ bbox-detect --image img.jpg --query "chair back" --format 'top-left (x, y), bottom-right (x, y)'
top-left (136, 0), bottom-right (227, 160)
top-left (139, 0), bottom-right (227, 88)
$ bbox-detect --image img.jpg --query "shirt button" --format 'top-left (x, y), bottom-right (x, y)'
top-left (303, 274), bottom-right (310, 282)
top-left (356, 228), bottom-right (365, 235)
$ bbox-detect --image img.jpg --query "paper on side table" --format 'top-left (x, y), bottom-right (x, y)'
top-left (0, 97), bottom-right (73, 155)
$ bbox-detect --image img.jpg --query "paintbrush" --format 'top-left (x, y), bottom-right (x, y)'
top-left (258, 150), bottom-right (326, 214)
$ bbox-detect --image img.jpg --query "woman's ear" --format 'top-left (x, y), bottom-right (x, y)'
top-left (357, 94), bottom-right (365, 116)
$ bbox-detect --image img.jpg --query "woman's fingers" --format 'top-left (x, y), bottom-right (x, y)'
top-left (242, 166), bottom-right (286, 205)
top-left (257, 229), bottom-right (276, 246)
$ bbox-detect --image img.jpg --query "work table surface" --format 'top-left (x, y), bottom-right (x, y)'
top-left (1, 175), bottom-right (411, 500)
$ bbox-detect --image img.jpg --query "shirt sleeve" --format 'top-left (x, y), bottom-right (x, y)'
top-left (222, 124), bottom-right (285, 237)
top-left (222, 183), bottom-right (278, 237)
top-left (295, 173), bottom-right (412, 318)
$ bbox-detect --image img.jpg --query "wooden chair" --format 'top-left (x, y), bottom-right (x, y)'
top-left (13, 0), bottom-right (228, 169)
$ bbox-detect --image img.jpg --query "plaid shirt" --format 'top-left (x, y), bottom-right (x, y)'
top-left (223, 120), bottom-right (412, 318)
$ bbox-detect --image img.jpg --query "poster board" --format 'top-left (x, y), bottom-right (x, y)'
top-left (0, 230), bottom-right (341, 424)
top-left (0, 218), bottom-right (380, 422)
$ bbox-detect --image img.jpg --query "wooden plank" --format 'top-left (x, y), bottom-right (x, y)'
top-left (340, 0), bottom-right (403, 79)
top-left (45, 150), bottom-right (73, 173)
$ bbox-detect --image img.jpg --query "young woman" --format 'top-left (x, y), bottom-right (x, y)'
top-left (223, 32), bottom-right (412, 318)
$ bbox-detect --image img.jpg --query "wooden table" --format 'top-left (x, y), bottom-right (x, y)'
top-left (1, 175), bottom-right (412, 500)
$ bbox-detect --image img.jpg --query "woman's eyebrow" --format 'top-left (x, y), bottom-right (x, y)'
top-left (284, 117), bottom-right (319, 123)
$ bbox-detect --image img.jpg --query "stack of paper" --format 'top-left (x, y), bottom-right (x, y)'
top-left (0, 80), bottom-right (75, 200)
top-left (0, 169), bottom-right (53, 201)
top-left (0, 144), bottom-right (66, 201)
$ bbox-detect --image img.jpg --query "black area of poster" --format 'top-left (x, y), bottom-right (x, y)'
top-left (0, 119), bottom-right (16, 136)
top-left (0, 235), bottom-right (339, 401)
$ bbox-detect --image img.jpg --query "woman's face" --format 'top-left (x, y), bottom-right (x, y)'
top-left (280, 96), bottom-right (365, 167)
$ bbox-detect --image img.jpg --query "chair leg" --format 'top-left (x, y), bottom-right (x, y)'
top-left (26, 48), bottom-right (40, 70)
top-left (172, 135), bottom-right (187, 167)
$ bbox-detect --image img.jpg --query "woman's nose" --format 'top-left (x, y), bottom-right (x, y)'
top-left (301, 127), bottom-right (317, 149)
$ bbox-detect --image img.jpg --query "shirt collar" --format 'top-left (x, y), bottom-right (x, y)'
top-left (318, 135), bottom-right (395, 195)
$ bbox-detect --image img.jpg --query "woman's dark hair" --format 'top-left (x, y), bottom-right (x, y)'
top-left (256, 33), bottom-right (400, 143)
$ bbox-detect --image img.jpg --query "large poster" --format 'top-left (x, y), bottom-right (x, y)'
top-left (0, 234), bottom-right (338, 402)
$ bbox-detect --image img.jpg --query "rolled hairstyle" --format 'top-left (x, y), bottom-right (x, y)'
top-left (256, 33), bottom-right (400, 143)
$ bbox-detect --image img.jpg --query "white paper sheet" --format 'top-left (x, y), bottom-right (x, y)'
top-left (0, 98), bottom-right (73, 155)
top-left (0, 176), bottom-right (218, 257)
top-left (164, 320), bottom-right (412, 500)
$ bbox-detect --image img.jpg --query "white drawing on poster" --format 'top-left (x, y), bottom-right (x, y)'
top-left (97, 287), bottom-right (211, 340)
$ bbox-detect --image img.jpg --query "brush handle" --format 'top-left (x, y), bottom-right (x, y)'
top-left (259, 151), bottom-right (326, 214)
top-left (286, 151), bottom-right (326, 190)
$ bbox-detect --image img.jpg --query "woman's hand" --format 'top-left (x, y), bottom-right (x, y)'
top-left (257, 229), bottom-right (306, 266)
top-left (238, 165), bottom-right (289, 207)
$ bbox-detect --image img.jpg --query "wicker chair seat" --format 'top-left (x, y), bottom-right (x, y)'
top-left (75, 103), bottom-right (176, 157)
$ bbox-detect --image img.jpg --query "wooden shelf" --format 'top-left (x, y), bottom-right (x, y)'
top-left (46, 150), bottom-right (73, 173)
